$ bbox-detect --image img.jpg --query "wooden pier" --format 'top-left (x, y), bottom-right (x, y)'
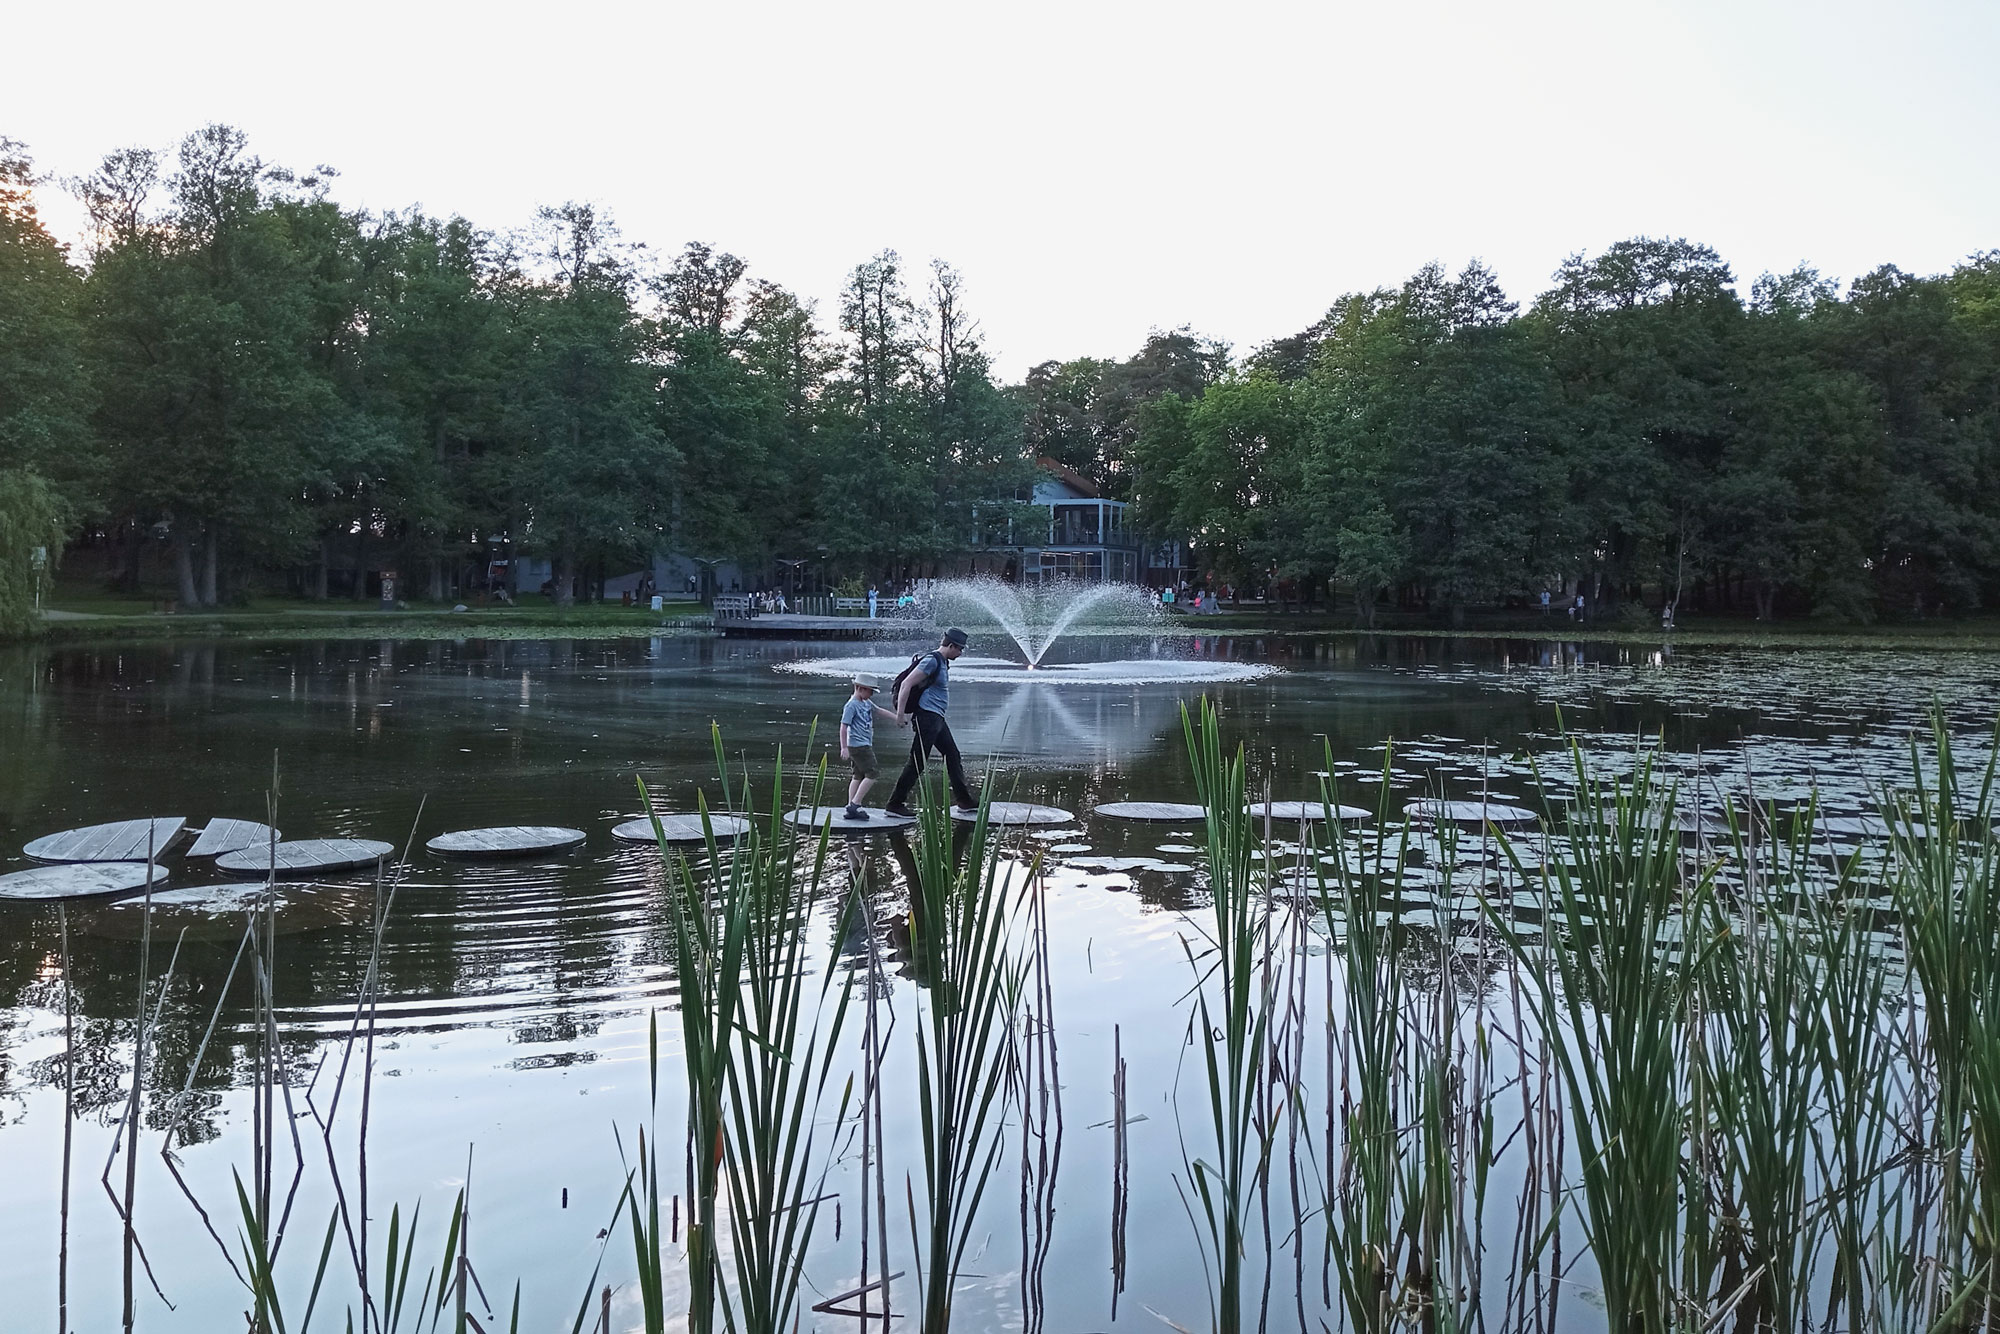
top-left (716, 612), bottom-right (905, 640)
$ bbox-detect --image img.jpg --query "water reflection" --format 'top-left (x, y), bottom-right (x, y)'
top-left (1, 632), bottom-right (1997, 1329)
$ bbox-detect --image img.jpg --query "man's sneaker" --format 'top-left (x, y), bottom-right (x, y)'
top-left (845, 804), bottom-right (869, 821)
top-left (952, 804), bottom-right (980, 818)
top-left (882, 803), bottom-right (914, 819)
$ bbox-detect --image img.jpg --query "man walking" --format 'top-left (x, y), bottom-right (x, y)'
top-left (884, 627), bottom-right (977, 817)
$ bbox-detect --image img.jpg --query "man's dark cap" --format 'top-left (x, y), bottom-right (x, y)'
top-left (942, 627), bottom-right (969, 648)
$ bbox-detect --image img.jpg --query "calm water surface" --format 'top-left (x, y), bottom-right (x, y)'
top-left (1, 632), bottom-right (1994, 1330)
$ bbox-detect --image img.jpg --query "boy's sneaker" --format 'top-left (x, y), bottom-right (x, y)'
top-left (882, 803), bottom-right (914, 819)
top-left (845, 804), bottom-right (868, 821)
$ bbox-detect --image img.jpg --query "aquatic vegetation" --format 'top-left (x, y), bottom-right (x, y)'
top-left (27, 682), bottom-right (2000, 1330)
top-left (1175, 700), bottom-right (1280, 1334)
top-left (904, 773), bottom-right (1027, 1334)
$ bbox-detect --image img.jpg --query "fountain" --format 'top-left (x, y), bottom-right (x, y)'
top-left (775, 577), bottom-right (1277, 689)
top-left (924, 577), bottom-right (1164, 666)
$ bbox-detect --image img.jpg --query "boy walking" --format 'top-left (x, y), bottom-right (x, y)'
top-left (884, 627), bottom-right (977, 817)
top-left (840, 673), bottom-right (905, 819)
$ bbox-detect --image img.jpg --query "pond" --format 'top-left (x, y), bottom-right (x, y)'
top-left (1, 631), bottom-right (1996, 1331)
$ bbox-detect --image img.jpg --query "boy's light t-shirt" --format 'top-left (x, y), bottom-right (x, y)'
top-left (841, 696), bottom-right (875, 747)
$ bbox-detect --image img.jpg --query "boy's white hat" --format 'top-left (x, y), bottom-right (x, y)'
top-left (851, 673), bottom-right (880, 689)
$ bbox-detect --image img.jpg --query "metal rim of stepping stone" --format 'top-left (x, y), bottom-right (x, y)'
top-left (187, 819), bottom-right (283, 858)
top-left (612, 814), bottom-right (752, 844)
top-left (0, 862), bottom-right (171, 902)
top-left (1093, 801), bottom-right (1208, 822)
top-left (782, 806), bottom-right (917, 833)
top-left (1406, 799), bottom-right (1538, 826)
top-left (215, 838), bottom-right (398, 877)
top-left (951, 802), bottom-right (1074, 826)
top-left (1247, 801), bottom-right (1374, 823)
top-left (426, 826), bottom-right (589, 858)
top-left (25, 817), bottom-right (189, 864)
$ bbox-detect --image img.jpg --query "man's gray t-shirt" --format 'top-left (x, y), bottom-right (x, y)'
top-left (841, 696), bottom-right (875, 747)
top-left (914, 653), bottom-right (948, 715)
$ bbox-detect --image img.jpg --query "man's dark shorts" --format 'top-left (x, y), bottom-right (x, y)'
top-left (849, 744), bottom-right (878, 779)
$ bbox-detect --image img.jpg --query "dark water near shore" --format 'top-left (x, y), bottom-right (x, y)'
top-left (1, 631), bottom-right (1995, 1330)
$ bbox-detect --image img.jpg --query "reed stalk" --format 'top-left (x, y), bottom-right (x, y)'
top-left (1493, 743), bottom-right (1711, 1333)
top-left (1175, 699), bottom-right (1278, 1334)
top-left (906, 771), bottom-right (1026, 1334)
top-left (1312, 747), bottom-right (1410, 1332)
top-left (640, 753), bottom-right (753, 1334)
top-left (1698, 807), bottom-right (1826, 1330)
top-left (1892, 717), bottom-right (2000, 1324)
top-left (716, 751), bottom-right (855, 1334)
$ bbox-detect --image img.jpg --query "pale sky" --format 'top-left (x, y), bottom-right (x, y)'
top-left (8, 0), bottom-right (1997, 376)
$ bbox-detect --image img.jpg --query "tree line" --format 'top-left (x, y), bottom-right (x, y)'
top-left (1127, 244), bottom-right (2000, 624)
top-left (2, 125), bottom-right (1997, 633)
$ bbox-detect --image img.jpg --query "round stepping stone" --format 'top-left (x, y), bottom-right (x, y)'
top-left (215, 839), bottom-right (397, 877)
top-left (0, 862), bottom-right (169, 902)
top-left (1407, 799), bottom-right (1537, 827)
top-left (1247, 801), bottom-right (1374, 823)
top-left (427, 826), bottom-right (588, 859)
top-left (952, 803), bottom-right (1073, 826)
top-left (612, 814), bottom-right (752, 844)
top-left (26, 817), bottom-right (188, 863)
top-left (1094, 801), bottom-right (1207, 822)
top-left (783, 806), bottom-right (917, 833)
top-left (188, 819), bottom-right (282, 858)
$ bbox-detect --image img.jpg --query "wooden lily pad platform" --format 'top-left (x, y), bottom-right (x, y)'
top-left (1407, 799), bottom-right (1538, 827)
top-left (611, 814), bottom-right (752, 845)
top-left (427, 826), bottom-right (588, 859)
top-left (1094, 801), bottom-right (1207, 822)
top-left (215, 838), bottom-right (397, 877)
top-left (1248, 801), bottom-right (1374, 823)
top-left (952, 803), bottom-right (1073, 826)
top-left (0, 862), bottom-right (168, 902)
top-left (783, 806), bottom-right (917, 833)
top-left (25, 817), bottom-right (188, 863)
top-left (188, 819), bottom-right (282, 858)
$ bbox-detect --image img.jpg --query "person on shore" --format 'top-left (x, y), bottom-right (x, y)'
top-left (839, 672), bottom-right (906, 819)
top-left (867, 584), bottom-right (878, 618)
top-left (884, 626), bottom-right (976, 817)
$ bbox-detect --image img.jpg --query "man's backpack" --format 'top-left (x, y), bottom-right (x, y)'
top-left (890, 651), bottom-right (939, 709)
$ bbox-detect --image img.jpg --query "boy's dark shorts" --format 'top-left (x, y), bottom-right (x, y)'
top-left (849, 744), bottom-right (878, 779)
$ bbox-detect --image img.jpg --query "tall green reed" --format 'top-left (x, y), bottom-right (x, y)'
top-left (1494, 744), bottom-right (1712, 1333)
top-left (716, 752), bottom-right (854, 1334)
top-left (1698, 806), bottom-right (1828, 1330)
top-left (1891, 718), bottom-right (2000, 1325)
top-left (1176, 699), bottom-right (1278, 1334)
top-left (905, 773), bottom-right (1027, 1334)
top-left (631, 725), bottom-right (855, 1334)
top-left (640, 751), bottom-right (753, 1334)
top-left (1311, 745), bottom-right (1411, 1331)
